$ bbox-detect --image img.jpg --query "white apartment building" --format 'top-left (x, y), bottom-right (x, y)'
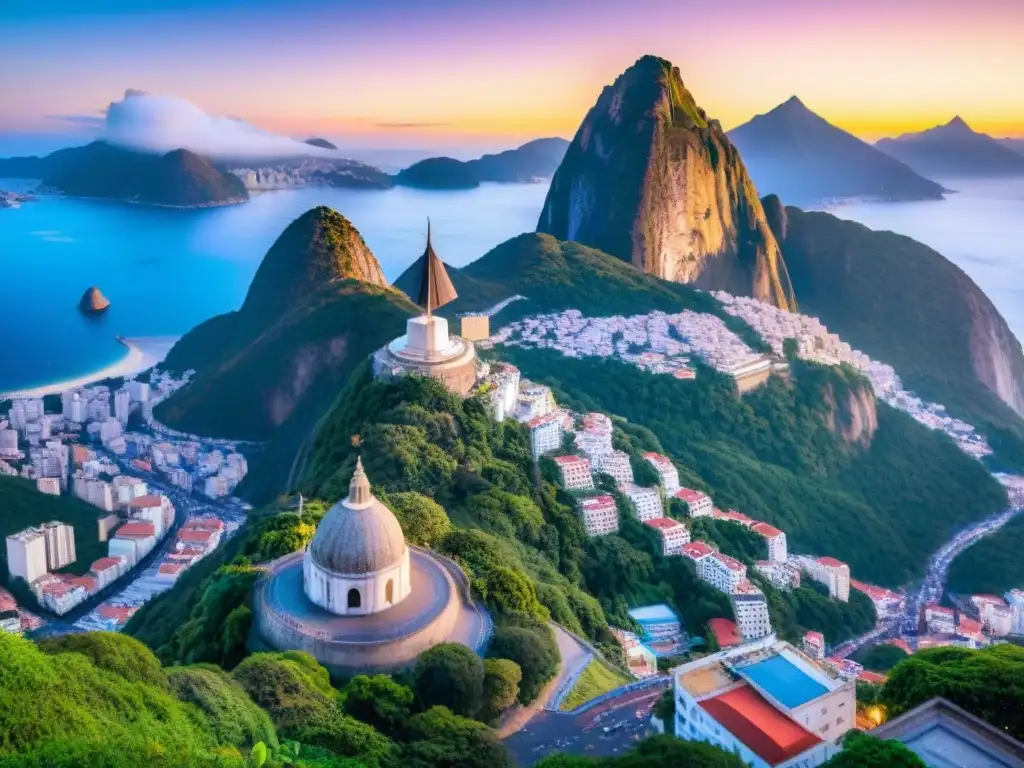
top-left (204, 475), bottom-right (231, 499)
top-left (644, 517), bottom-right (691, 556)
top-left (1006, 589), bottom-right (1024, 635)
top-left (41, 521), bottom-right (76, 570)
top-left (5, 529), bottom-right (48, 583)
top-left (114, 388), bottom-right (131, 427)
top-left (167, 467), bottom-right (193, 491)
top-left (112, 521), bottom-right (158, 563)
top-left (90, 556), bottom-right (127, 589)
top-left (107, 538), bottom-right (138, 569)
top-left (596, 450), bottom-right (633, 486)
top-left (643, 452), bottom-right (680, 494)
top-left (487, 363), bottom-right (521, 421)
top-left (36, 477), bottom-right (61, 496)
top-left (755, 560), bottom-right (801, 591)
top-left (0, 429), bottom-right (18, 458)
top-left (979, 602), bottom-right (1012, 637)
top-left (129, 494), bottom-right (175, 537)
top-left (516, 382), bottom-right (554, 422)
top-left (552, 455), bottom-right (594, 490)
top-left (578, 495), bottom-right (619, 537)
top-left (924, 604), bottom-right (956, 634)
top-left (802, 631), bottom-right (825, 660)
top-left (99, 418), bottom-right (122, 445)
top-left (622, 484), bottom-right (663, 521)
top-left (126, 379), bottom-right (150, 403)
top-left (675, 488), bottom-right (713, 518)
top-left (804, 557), bottom-right (850, 602)
top-left (575, 412), bottom-right (614, 458)
top-left (113, 475), bottom-right (148, 506)
top-left (681, 540), bottom-right (714, 565)
top-left (74, 473), bottom-right (116, 512)
top-left (699, 551), bottom-right (747, 593)
top-left (751, 522), bottom-right (788, 563)
top-left (674, 636), bottom-right (853, 767)
top-left (731, 581), bottom-right (772, 640)
top-left (529, 413), bottom-right (563, 460)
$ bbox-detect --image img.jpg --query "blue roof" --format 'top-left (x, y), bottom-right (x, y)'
top-left (628, 603), bottom-right (679, 624)
top-left (738, 655), bottom-right (829, 710)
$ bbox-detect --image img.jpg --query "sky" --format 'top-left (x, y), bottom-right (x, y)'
top-left (1, 0), bottom-right (1022, 154)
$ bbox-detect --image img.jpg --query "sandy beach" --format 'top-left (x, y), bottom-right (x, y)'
top-left (0, 336), bottom-right (178, 399)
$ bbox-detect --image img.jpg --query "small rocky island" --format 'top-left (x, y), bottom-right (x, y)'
top-left (79, 286), bottom-right (111, 314)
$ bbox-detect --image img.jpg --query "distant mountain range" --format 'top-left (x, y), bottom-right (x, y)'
top-left (0, 141), bottom-right (247, 207)
top-left (1000, 138), bottom-right (1024, 157)
top-left (394, 138), bottom-right (569, 189)
top-left (876, 117), bottom-right (1024, 178)
top-left (728, 96), bottom-right (946, 204)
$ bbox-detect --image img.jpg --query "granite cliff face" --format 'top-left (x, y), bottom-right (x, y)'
top-left (773, 202), bottom-right (1024, 450)
top-left (537, 55), bottom-right (794, 309)
top-left (822, 383), bottom-right (878, 448)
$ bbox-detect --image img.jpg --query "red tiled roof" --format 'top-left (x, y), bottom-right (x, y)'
top-left (115, 521), bottom-right (156, 538)
top-left (675, 488), bottom-right (708, 503)
top-left (643, 452), bottom-right (671, 466)
top-left (90, 556), bottom-right (122, 572)
top-left (751, 522), bottom-right (783, 538)
top-left (886, 638), bottom-right (912, 654)
top-left (681, 541), bottom-right (713, 559)
top-left (528, 413), bottom-right (560, 429)
top-left (130, 459), bottom-right (152, 471)
top-left (184, 517), bottom-right (224, 531)
top-left (858, 670), bottom-right (888, 685)
top-left (97, 603), bottom-right (136, 621)
top-left (68, 575), bottom-right (97, 592)
top-left (957, 616), bottom-right (982, 634)
top-left (925, 603), bottom-right (954, 616)
top-left (712, 552), bottom-right (745, 572)
top-left (850, 579), bottom-right (900, 601)
top-left (971, 594), bottom-right (1007, 605)
top-left (707, 618), bottom-right (741, 648)
top-left (699, 683), bottom-right (821, 766)
top-left (553, 454), bottom-right (588, 466)
top-left (644, 517), bottom-right (686, 532)
top-left (817, 556), bottom-right (848, 568)
top-left (158, 563), bottom-right (185, 575)
top-left (178, 529), bottom-right (217, 545)
top-left (579, 494), bottom-right (616, 512)
top-left (128, 494), bottom-right (164, 508)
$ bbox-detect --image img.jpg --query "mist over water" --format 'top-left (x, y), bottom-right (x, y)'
top-left (826, 176), bottom-right (1024, 344)
top-left (0, 183), bottom-right (548, 392)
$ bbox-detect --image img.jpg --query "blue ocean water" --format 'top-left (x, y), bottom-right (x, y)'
top-left (0, 183), bottom-right (548, 392)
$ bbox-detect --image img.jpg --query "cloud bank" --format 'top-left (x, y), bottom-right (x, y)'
top-left (102, 90), bottom-right (335, 160)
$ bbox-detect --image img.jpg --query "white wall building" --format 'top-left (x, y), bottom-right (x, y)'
top-left (114, 388), bottom-right (131, 427)
top-left (578, 494), bottom-right (620, 537)
top-left (674, 636), bottom-right (852, 767)
top-left (516, 381), bottom-right (554, 422)
top-left (552, 455), bottom-right (594, 490)
top-left (36, 477), bottom-right (61, 496)
top-left (804, 557), bottom-right (850, 602)
top-left (675, 488), bottom-right (713, 518)
top-left (751, 522), bottom-right (788, 563)
top-left (5, 529), bottom-right (48, 584)
top-left (40, 521), bottom-right (76, 570)
top-left (596, 450), bottom-right (634, 486)
top-left (699, 551), bottom-right (748, 593)
top-left (755, 560), bottom-right (801, 591)
top-left (643, 452), bottom-right (680, 494)
top-left (730, 581), bottom-right (772, 640)
top-left (1006, 589), bottom-right (1024, 635)
top-left (0, 429), bottom-right (19, 459)
top-left (924, 604), bottom-right (956, 635)
top-left (529, 413), bottom-right (563, 460)
top-left (644, 517), bottom-right (690, 556)
top-left (622, 484), bottom-right (663, 521)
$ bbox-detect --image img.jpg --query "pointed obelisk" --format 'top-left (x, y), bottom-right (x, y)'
top-left (411, 219), bottom-right (458, 316)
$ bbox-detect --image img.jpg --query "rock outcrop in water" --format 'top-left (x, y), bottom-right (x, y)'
top-left (79, 287), bottom-right (110, 314)
top-left (537, 55), bottom-right (794, 309)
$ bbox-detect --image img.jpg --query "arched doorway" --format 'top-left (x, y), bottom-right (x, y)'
top-left (347, 588), bottom-right (361, 610)
top-left (385, 579), bottom-right (394, 604)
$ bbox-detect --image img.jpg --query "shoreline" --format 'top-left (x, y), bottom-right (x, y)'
top-left (0, 336), bottom-right (178, 399)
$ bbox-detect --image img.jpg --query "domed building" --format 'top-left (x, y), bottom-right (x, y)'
top-left (252, 456), bottom-right (490, 675)
top-left (303, 458), bottom-right (412, 615)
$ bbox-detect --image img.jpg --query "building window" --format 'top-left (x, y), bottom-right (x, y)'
top-left (385, 579), bottom-right (394, 604)
top-left (347, 588), bottom-right (361, 609)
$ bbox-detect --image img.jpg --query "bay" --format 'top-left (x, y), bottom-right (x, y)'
top-left (0, 183), bottom-right (549, 392)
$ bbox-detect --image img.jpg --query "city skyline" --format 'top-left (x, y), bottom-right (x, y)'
top-left (2, 0), bottom-right (1023, 152)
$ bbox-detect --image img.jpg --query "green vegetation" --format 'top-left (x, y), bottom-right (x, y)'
top-left (822, 731), bottom-right (925, 768)
top-left (481, 659), bottom-right (522, 721)
top-left (410, 643), bottom-right (485, 718)
top-left (780, 205), bottom-right (1024, 468)
top-left (947, 512), bottom-right (1024, 595)
top-left (559, 659), bottom-right (631, 712)
top-left (535, 735), bottom-right (747, 768)
top-left (852, 643), bottom-right (910, 673)
top-left (0, 475), bottom-right (108, 580)
top-left (881, 645), bottom-right (1024, 739)
top-left (0, 140), bottom-right (248, 206)
top-left (395, 157), bottom-right (480, 189)
top-left (393, 232), bottom-right (767, 352)
top-left (501, 346), bottom-right (1005, 586)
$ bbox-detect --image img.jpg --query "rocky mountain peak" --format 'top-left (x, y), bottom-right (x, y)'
top-left (536, 55), bottom-right (794, 309)
top-left (241, 206), bottom-right (388, 317)
top-left (941, 115), bottom-right (974, 134)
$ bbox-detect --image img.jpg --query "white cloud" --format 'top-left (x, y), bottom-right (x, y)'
top-left (102, 90), bottom-right (333, 160)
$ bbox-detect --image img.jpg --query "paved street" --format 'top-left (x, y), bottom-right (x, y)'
top-left (506, 683), bottom-right (668, 766)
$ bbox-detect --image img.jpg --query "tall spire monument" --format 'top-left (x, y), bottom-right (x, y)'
top-left (372, 221), bottom-right (480, 394)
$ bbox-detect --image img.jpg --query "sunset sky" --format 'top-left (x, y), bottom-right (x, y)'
top-left (2, 0), bottom-right (1022, 151)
